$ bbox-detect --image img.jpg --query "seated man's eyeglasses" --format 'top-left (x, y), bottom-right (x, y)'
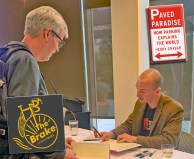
top-left (51, 30), bottom-right (65, 49)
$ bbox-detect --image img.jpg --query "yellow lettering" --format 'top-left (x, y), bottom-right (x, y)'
top-left (50, 126), bottom-right (56, 132)
top-left (29, 126), bottom-right (56, 144)
top-left (36, 134), bottom-right (40, 141)
top-left (40, 131), bottom-right (46, 138)
top-left (30, 136), bottom-right (36, 144)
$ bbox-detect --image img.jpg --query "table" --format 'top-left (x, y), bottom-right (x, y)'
top-left (64, 126), bottom-right (194, 159)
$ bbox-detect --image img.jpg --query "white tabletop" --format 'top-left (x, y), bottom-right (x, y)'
top-left (64, 126), bottom-right (194, 159)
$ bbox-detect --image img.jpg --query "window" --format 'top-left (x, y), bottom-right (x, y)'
top-left (84, 6), bottom-right (114, 120)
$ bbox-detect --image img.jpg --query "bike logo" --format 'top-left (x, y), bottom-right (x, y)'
top-left (13, 98), bottom-right (58, 150)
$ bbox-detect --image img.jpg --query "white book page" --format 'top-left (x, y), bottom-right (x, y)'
top-left (105, 139), bottom-right (141, 152)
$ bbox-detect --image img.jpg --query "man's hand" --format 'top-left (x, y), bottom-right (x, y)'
top-left (99, 131), bottom-right (114, 141)
top-left (65, 137), bottom-right (75, 149)
top-left (117, 133), bottom-right (137, 143)
top-left (65, 148), bottom-right (80, 159)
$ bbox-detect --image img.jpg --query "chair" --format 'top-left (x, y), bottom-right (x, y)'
top-left (64, 98), bottom-right (91, 130)
top-left (177, 131), bottom-right (194, 154)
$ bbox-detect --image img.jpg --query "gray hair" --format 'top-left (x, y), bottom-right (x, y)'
top-left (24, 6), bottom-right (68, 38)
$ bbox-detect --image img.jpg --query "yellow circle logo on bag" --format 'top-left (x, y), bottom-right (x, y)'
top-left (13, 98), bottom-right (58, 150)
top-left (24, 114), bottom-right (58, 149)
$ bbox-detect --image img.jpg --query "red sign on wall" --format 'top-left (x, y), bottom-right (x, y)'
top-left (147, 4), bottom-right (187, 63)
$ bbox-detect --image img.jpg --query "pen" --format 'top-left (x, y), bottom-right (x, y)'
top-left (139, 152), bottom-right (150, 158)
top-left (135, 153), bottom-right (142, 157)
top-left (83, 138), bottom-right (100, 141)
top-left (135, 150), bottom-right (148, 157)
top-left (139, 151), bottom-right (151, 158)
top-left (149, 150), bottom-right (156, 157)
top-left (92, 126), bottom-right (102, 137)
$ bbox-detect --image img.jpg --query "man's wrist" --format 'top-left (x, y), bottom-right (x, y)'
top-left (111, 131), bottom-right (117, 139)
top-left (133, 136), bottom-right (137, 143)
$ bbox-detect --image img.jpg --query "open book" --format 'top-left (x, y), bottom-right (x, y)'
top-left (72, 139), bottom-right (141, 159)
top-left (105, 139), bottom-right (141, 152)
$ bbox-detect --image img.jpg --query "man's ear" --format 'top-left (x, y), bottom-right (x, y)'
top-left (156, 87), bottom-right (161, 94)
top-left (44, 29), bottom-right (51, 41)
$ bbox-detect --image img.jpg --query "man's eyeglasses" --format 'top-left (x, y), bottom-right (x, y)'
top-left (51, 30), bottom-right (65, 49)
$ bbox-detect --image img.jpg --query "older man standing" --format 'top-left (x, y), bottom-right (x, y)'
top-left (0, 6), bottom-right (79, 159)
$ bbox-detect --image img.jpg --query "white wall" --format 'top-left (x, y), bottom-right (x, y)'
top-left (111, 0), bottom-right (149, 126)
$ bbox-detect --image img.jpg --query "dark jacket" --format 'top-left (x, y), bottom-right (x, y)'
top-left (1, 41), bottom-right (64, 159)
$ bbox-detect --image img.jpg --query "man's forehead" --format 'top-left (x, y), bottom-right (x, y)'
top-left (136, 79), bottom-right (153, 88)
top-left (137, 78), bottom-right (152, 84)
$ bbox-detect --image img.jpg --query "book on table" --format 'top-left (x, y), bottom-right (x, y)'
top-left (72, 142), bottom-right (110, 159)
top-left (71, 139), bottom-right (141, 158)
top-left (105, 139), bottom-right (141, 152)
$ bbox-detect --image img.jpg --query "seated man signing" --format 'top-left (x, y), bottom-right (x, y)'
top-left (99, 69), bottom-right (184, 149)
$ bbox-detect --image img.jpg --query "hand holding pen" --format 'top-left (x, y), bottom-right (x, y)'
top-left (93, 126), bottom-right (114, 141)
top-left (82, 126), bottom-right (101, 141)
top-left (92, 126), bottom-right (102, 137)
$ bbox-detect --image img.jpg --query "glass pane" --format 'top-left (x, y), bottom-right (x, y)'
top-left (84, 7), bottom-right (114, 118)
